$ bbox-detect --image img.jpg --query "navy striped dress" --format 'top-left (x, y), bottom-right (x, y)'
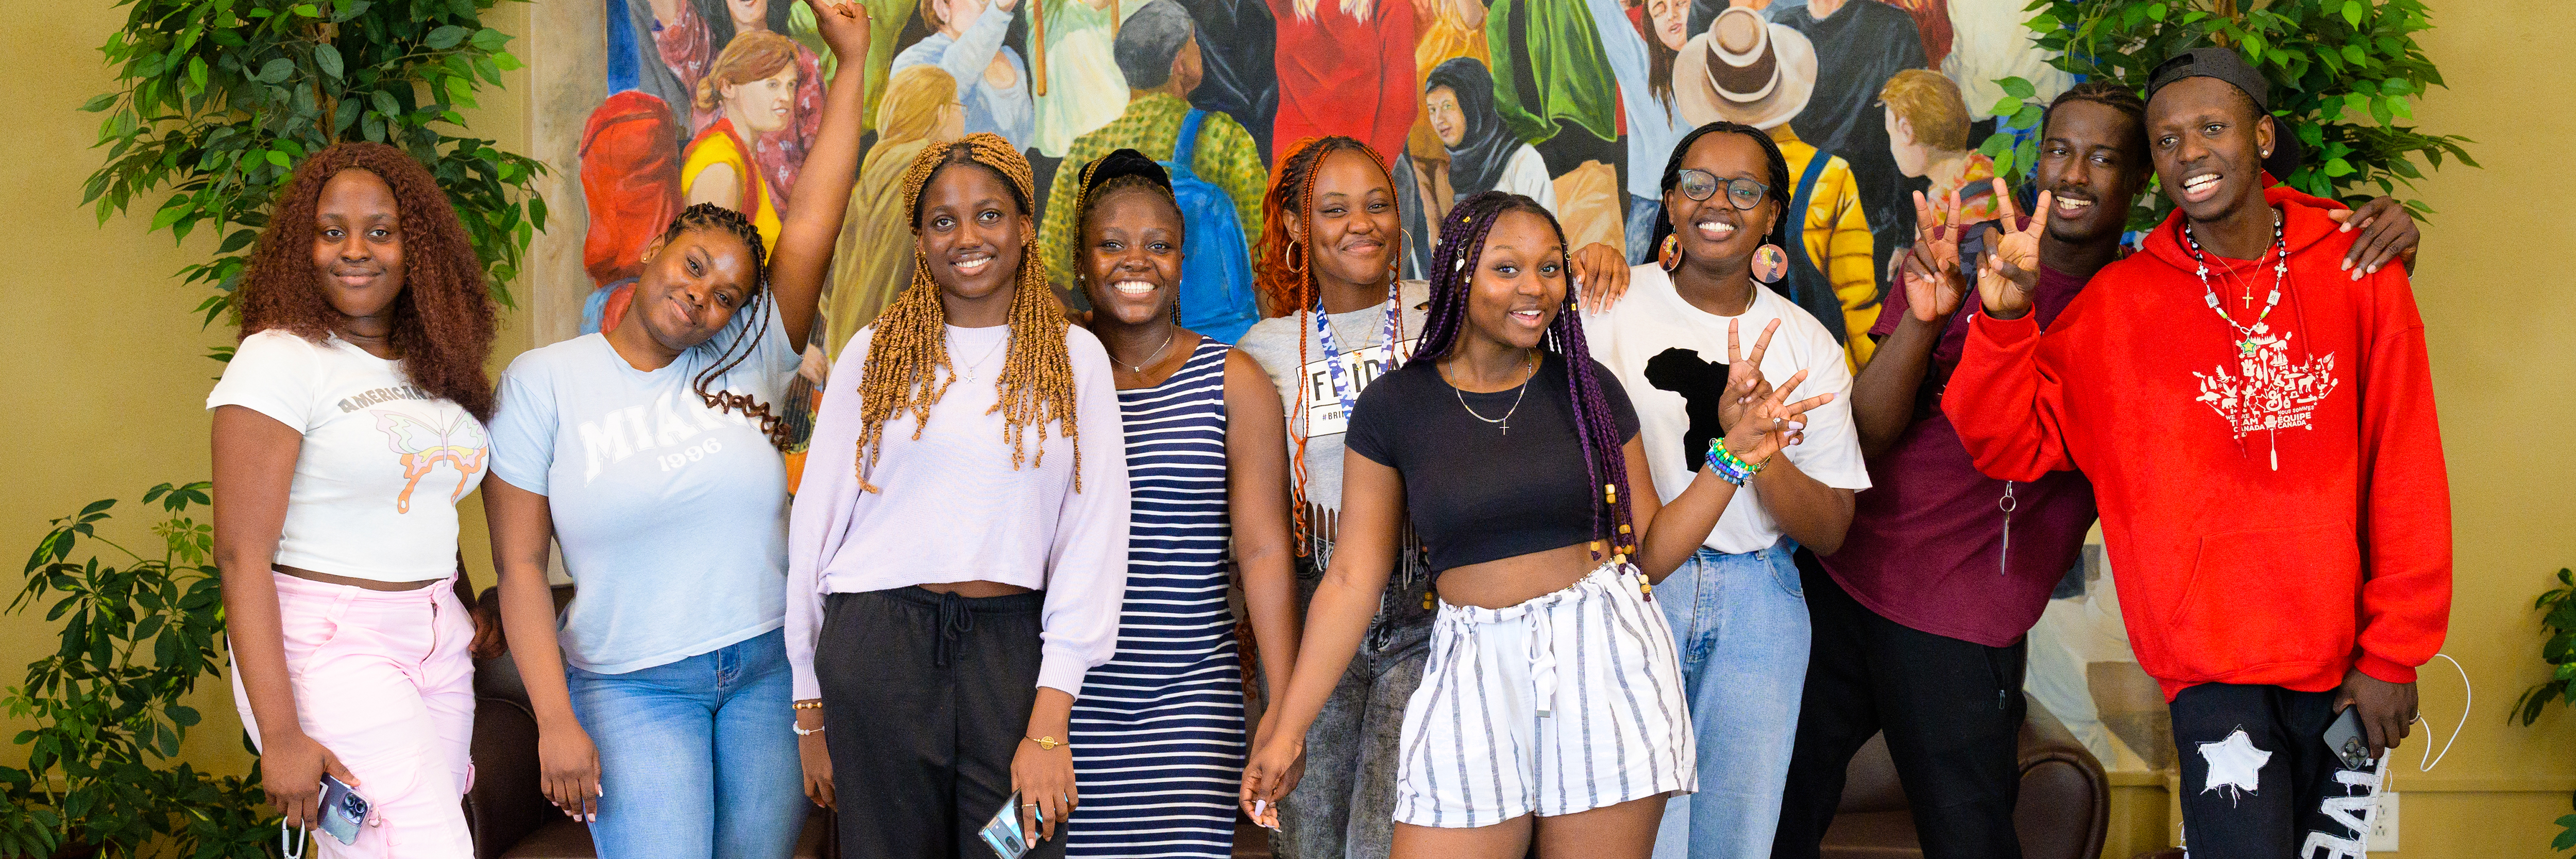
top-left (1066, 339), bottom-right (1243, 858)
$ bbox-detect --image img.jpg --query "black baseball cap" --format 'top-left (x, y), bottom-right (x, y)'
top-left (2147, 47), bottom-right (2303, 180)
top-left (2149, 47), bottom-right (2270, 112)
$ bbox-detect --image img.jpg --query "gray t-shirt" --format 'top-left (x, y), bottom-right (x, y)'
top-left (1234, 281), bottom-right (1430, 574)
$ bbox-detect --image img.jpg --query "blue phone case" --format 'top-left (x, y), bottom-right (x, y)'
top-left (318, 775), bottom-right (369, 846)
top-left (978, 792), bottom-right (1030, 858)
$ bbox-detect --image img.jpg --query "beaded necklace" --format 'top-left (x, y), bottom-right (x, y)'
top-left (2181, 209), bottom-right (2288, 359)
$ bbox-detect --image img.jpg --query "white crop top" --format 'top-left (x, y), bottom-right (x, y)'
top-left (207, 329), bottom-right (488, 581)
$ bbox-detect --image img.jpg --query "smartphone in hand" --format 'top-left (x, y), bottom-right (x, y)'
top-left (979, 791), bottom-right (1031, 858)
top-left (317, 774), bottom-right (370, 846)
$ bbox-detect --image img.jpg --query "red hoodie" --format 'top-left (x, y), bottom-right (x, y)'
top-left (1943, 185), bottom-right (2451, 700)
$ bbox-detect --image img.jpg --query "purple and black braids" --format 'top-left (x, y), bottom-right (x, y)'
top-left (1412, 191), bottom-right (1639, 560)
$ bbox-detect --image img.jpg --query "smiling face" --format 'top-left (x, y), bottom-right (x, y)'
top-left (1646, 0), bottom-right (1687, 52)
top-left (2146, 76), bottom-right (2275, 227)
top-left (2036, 98), bottom-right (2148, 247)
top-left (916, 159), bottom-right (1028, 305)
top-left (1663, 131), bottom-right (1781, 270)
top-left (1426, 87), bottom-right (1465, 148)
top-left (1463, 208), bottom-right (1567, 351)
top-left (311, 169), bottom-right (407, 324)
top-left (724, 63), bottom-right (799, 134)
top-left (1079, 187), bottom-right (1187, 327)
top-left (629, 226), bottom-right (760, 352)
top-left (1297, 148), bottom-right (1401, 292)
top-left (728, 0), bottom-right (769, 30)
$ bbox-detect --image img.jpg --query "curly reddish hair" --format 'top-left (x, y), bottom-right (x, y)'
top-left (237, 142), bottom-right (498, 420)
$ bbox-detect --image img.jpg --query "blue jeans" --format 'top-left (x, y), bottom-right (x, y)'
top-left (1649, 542), bottom-right (1809, 859)
top-left (566, 628), bottom-right (806, 859)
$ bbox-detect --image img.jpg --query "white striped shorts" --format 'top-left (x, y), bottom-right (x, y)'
top-left (1392, 562), bottom-right (1697, 828)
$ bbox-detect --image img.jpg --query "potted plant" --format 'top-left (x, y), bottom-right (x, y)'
top-left (2514, 568), bottom-right (2576, 853)
top-left (1975, 0), bottom-right (2474, 230)
top-left (3, 484), bottom-right (271, 858)
top-left (79, 0), bottom-right (547, 343)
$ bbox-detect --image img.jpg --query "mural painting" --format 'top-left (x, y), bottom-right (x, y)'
top-left (557, 0), bottom-right (2075, 478)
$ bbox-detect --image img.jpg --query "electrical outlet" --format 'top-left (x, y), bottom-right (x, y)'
top-left (2370, 791), bottom-right (2399, 852)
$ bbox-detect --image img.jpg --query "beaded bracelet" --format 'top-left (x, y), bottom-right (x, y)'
top-left (1704, 437), bottom-right (1765, 486)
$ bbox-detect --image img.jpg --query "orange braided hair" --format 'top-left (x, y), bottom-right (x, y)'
top-left (849, 133), bottom-right (1083, 493)
top-left (1252, 136), bottom-right (1397, 555)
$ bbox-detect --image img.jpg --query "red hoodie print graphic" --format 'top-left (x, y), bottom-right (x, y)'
top-left (376, 409), bottom-right (489, 513)
top-left (2192, 324), bottom-right (2340, 469)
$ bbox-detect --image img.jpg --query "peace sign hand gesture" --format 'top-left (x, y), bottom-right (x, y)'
top-left (1721, 364), bottom-right (1837, 467)
top-left (1717, 317), bottom-right (1782, 436)
top-left (1899, 187), bottom-right (1969, 323)
top-left (1976, 178), bottom-right (2048, 321)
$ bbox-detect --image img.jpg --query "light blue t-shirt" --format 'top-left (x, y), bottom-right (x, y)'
top-left (488, 298), bottom-right (800, 674)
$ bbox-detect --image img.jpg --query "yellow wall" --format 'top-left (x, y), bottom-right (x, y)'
top-left (3, 0), bottom-right (2571, 855)
top-left (0, 0), bottom-right (534, 777)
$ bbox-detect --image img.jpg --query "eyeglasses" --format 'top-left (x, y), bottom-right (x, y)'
top-left (1674, 169), bottom-right (1770, 211)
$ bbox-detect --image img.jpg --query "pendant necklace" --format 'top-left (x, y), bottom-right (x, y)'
top-left (1113, 324), bottom-right (1178, 375)
top-left (2182, 210), bottom-right (2288, 359)
top-left (2182, 209), bottom-right (2294, 470)
top-left (956, 334), bottom-right (1008, 383)
top-left (1447, 351), bottom-right (1537, 435)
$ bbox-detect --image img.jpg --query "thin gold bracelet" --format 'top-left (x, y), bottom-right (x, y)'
top-left (793, 700), bottom-right (824, 710)
top-left (1024, 735), bottom-right (1066, 751)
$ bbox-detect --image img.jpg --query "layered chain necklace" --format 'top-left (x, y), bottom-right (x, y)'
top-left (2181, 209), bottom-right (2289, 358)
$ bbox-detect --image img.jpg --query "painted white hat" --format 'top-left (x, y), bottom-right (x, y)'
top-left (1674, 6), bottom-right (1818, 131)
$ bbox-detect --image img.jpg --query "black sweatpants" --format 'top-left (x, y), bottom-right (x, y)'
top-left (1773, 552), bottom-right (2027, 859)
top-left (2171, 683), bottom-right (2372, 858)
top-left (817, 586), bottom-right (1068, 859)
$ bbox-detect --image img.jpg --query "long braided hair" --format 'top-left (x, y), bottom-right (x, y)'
top-left (849, 132), bottom-right (1083, 493)
top-left (1648, 122), bottom-right (1794, 272)
top-left (1252, 135), bottom-right (1401, 554)
top-left (1415, 192), bottom-right (1638, 560)
top-left (654, 203), bottom-right (794, 449)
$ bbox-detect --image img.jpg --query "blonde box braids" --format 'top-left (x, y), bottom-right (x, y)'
top-left (851, 133), bottom-right (1084, 493)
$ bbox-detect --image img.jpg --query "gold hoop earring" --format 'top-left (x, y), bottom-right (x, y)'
top-left (1285, 241), bottom-right (1309, 275)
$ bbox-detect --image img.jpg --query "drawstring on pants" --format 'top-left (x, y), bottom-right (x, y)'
top-left (933, 591), bottom-right (976, 669)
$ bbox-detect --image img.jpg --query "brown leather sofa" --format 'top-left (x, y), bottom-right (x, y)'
top-left (1818, 703), bottom-right (2108, 859)
top-left (463, 650), bottom-right (835, 858)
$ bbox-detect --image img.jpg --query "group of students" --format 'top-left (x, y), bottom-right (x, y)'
top-left (210, 7), bottom-right (2447, 854)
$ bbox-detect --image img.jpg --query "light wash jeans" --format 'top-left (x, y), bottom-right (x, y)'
top-left (1273, 563), bottom-right (1433, 859)
top-left (565, 628), bottom-right (806, 859)
top-left (1649, 541), bottom-right (1809, 859)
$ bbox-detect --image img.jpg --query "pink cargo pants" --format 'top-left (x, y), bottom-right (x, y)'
top-left (231, 571), bottom-right (477, 858)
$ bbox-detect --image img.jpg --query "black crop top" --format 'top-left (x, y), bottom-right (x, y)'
top-left (1346, 351), bottom-right (1642, 573)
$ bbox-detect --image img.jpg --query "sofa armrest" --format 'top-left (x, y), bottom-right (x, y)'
top-left (467, 694), bottom-right (555, 859)
top-left (2013, 703), bottom-right (2109, 859)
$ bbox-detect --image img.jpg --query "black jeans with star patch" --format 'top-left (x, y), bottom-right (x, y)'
top-left (2170, 683), bottom-right (2377, 858)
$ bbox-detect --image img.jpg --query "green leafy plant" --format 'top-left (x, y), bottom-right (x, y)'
top-left (3, 484), bottom-right (271, 857)
top-left (79, 0), bottom-right (548, 339)
top-left (2514, 567), bottom-right (2576, 853)
top-left (1975, 0), bottom-right (2475, 230)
